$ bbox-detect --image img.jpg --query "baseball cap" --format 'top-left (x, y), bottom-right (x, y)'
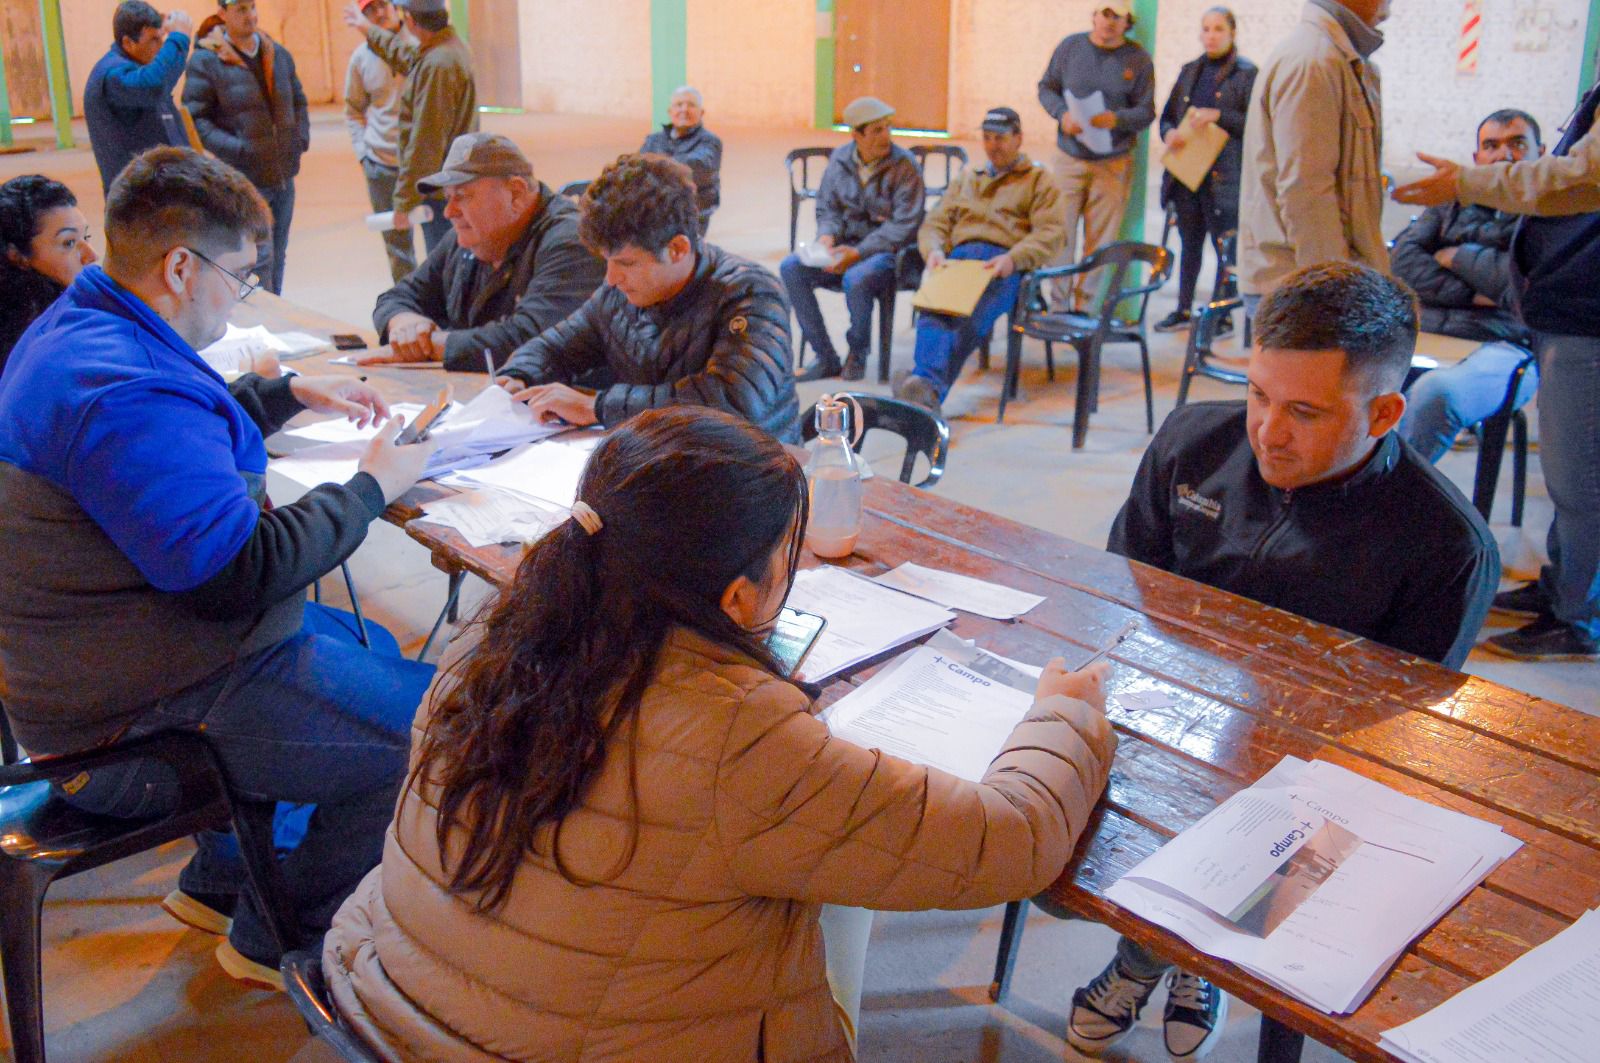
top-left (358, 0), bottom-right (384, 10)
top-left (1099, 3), bottom-right (1133, 16)
top-left (417, 133), bottom-right (533, 194)
top-left (842, 96), bottom-right (895, 130)
top-left (392, 0), bottom-right (448, 13)
top-left (981, 107), bottom-right (1022, 134)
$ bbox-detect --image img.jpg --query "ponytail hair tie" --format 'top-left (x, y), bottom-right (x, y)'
top-left (570, 500), bottom-right (604, 536)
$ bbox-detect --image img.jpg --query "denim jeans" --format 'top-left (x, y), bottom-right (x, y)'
top-left (909, 242), bottom-right (1023, 400)
top-left (62, 603), bottom-right (433, 960)
top-left (1534, 333), bottom-right (1600, 637)
top-left (361, 158), bottom-right (417, 283)
top-left (253, 182), bottom-right (295, 295)
top-left (1398, 341), bottom-right (1539, 463)
top-left (779, 250), bottom-right (897, 362)
top-left (418, 195), bottom-right (452, 256)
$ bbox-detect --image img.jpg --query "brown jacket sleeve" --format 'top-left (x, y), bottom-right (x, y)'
top-left (1007, 170), bottom-right (1069, 273)
top-left (1458, 104), bottom-right (1600, 217)
top-left (713, 681), bottom-right (1114, 910)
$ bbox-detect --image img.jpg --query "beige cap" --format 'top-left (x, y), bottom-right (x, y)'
top-left (1099, 2), bottom-right (1134, 16)
top-left (841, 96), bottom-right (895, 129)
top-left (417, 133), bottom-right (532, 193)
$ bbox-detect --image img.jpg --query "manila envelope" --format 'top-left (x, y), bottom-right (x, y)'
top-left (1162, 121), bottom-right (1229, 193)
top-left (911, 259), bottom-right (996, 318)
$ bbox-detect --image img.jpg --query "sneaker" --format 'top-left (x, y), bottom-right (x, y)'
top-left (891, 371), bottom-right (942, 414)
top-left (214, 939), bottom-right (284, 992)
top-left (1067, 958), bottom-right (1160, 1055)
top-left (1480, 615), bottom-right (1599, 662)
top-left (841, 350), bottom-right (868, 382)
top-left (795, 353), bottom-right (843, 383)
top-left (1491, 581), bottom-right (1550, 620)
top-left (161, 889), bottom-right (235, 936)
top-left (1154, 310), bottom-right (1194, 333)
top-left (1163, 971), bottom-right (1229, 1060)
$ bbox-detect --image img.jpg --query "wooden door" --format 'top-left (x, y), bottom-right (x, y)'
top-left (1, 0), bottom-right (51, 118)
top-left (833, 0), bottom-right (949, 131)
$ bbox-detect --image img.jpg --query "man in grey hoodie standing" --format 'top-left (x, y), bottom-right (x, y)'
top-left (1037, 3), bottom-right (1155, 310)
top-left (346, 0), bottom-right (414, 282)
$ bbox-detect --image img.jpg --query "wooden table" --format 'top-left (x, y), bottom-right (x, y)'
top-left (248, 293), bottom-right (1600, 1063)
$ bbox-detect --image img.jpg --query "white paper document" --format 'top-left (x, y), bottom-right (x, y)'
top-left (1380, 908), bottom-right (1600, 1063)
top-left (443, 437), bottom-right (595, 510)
top-left (822, 630), bottom-right (1038, 781)
top-left (783, 566), bottom-right (956, 682)
top-left (1105, 757), bottom-right (1521, 1014)
top-left (872, 562), bottom-right (1045, 619)
top-left (200, 323), bottom-right (328, 370)
top-left (420, 488), bottom-right (569, 548)
top-left (1066, 90), bottom-right (1115, 155)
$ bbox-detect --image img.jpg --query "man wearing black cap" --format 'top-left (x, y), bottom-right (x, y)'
top-left (343, 0), bottom-right (477, 255)
top-left (364, 132), bottom-right (604, 371)
top-left (895, 107), bottom-right (1066, 412)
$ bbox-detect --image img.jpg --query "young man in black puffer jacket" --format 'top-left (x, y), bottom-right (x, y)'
top-left (498, 154), bottom-right (800, 444)
top-left (1389, 108), bottom-right (1541, 464)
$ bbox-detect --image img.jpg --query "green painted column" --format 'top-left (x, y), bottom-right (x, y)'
top-left (1582, 0), bottom-right (1600, 102)
top-left (814, 0), bottom-right (835, 129)
top-left (450, 0), bottom-right (470, 41)
top-left (1118, 0), bottom-right (1159, 243)
top-left (651, 0), bottom-right (689, 126)
top-left (38, 0), bottom-right (74, 149)
top-left (0, 40), bottom-right (12, 148)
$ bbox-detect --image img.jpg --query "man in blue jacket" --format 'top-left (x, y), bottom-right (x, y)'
top-left (0, 148), bottom-right (436, 989)
top-left (84, 2), bottom-right (194, 192)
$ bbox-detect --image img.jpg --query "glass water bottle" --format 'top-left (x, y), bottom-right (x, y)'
top-left (805, 395), bottom-right (864, 559)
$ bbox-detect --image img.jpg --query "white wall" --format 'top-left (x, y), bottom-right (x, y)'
top-left (685, 0), bottom-right (814, 126)
top-left (518, 0), bottom-right (651, 117)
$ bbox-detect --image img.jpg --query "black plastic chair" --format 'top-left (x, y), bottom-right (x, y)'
top-left (1000, 242), bottom-right (1173, 447)
top-left (557, 179), bottom-right (591, 199)
top-left (282, 950), bottom-right (386, 1063)
top-left (799, 393), bottom-right (950, 488)
top-left (1416, 347), bottom-right (1535, 528)
top-left (1159, 210), bottom-right (1237, 313)
top-left (910, 144), bottom-right (968, 203)
top-left (786, 147), bottom-right (834, 251)
top-left (1174, 295), bottom-right (1246, 408)
top-left (793, 244), bottom-right (924, 385)
top-left (0, 709), bottom-right (296, 1063)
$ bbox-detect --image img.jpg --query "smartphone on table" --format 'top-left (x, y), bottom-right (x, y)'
top-left (397, 385), bottom-right (451, 445)
top-left (767, 607), bottom-right (828, 678)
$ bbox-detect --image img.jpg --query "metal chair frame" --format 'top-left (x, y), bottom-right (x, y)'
top-left (281, 950), bottom-right (386, 1062)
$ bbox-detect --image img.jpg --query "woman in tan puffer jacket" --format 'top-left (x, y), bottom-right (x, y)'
top-left (324, 406), bottom-right (1117, 1063)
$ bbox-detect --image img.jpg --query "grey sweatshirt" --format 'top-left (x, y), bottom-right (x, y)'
top-left (1037, 32), bottom-right (1156, 160)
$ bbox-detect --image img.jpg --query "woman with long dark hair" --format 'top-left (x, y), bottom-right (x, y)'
top-left (0, 175), bottom-right (97, 370)
top-left (325, 406), bottom-right (1116, 1062)
top-left (1153, 7), bottom-right (1257, 335)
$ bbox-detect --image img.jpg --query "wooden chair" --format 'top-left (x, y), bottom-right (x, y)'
top-left (281, 950), bottom-right (386, 1063)
top-left (785, 147), bottom-right (833, 251)
top-left (799, 393), bottom-right (950, 488)
top-left (999, 242), bottom-right (1173, 447)
top-left (0, 709), bottom-right (296, 1063)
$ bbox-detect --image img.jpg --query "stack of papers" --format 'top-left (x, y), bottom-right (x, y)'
top-left (417, 435), bottom-right (603, 546)
top-left (1380, 908), bottom-right (1600, 1063)
top-left (419, 488), bottom-right (570, 548)
top-left (1106, 757), bottom-right (1522, 1014)
top-left (784, 565), bottom-right (955, 682)
top-left (202, 323), bottom-right (329, 372)
top-left (1066, 90), bottom-right (1114, 155)
top-left (872, 561), bottom-right (1044, 619)
top-left (822, 629), bottom-right (1039, 781)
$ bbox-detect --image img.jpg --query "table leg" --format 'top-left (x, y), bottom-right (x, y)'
top-left (418, 570), bottom-right (466, 662)
top-left (1256, 1015), bottom-right (1305, 1063)
top-left (988, 898), bottom-right (1029, 1002)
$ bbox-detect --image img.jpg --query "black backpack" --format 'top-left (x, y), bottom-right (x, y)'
top-left (1509, 80), bottom-right (1600, 337)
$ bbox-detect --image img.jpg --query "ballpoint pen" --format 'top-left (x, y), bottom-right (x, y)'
top-left (1077, 618), bottom-right (1137, 670)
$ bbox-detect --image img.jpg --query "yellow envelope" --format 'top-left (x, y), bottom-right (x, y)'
top-left (911, 259), bottom-right (996, 318)
top-left (1161, 121), bottom-right (1229, 193)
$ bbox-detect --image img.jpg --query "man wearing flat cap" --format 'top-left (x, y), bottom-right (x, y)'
top-left (343, 0), bottom-right (477, 255)
top-left (365, 132), bottom-right (605, 371)
top-left (895, 107), bottom-right (1066, 412)
top-left (780, 95), bottom-right (924, 381)
top-left (1037, 3), bottom-right (1155, 309)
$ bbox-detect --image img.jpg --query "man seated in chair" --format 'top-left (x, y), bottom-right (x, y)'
top-left (498, 153), bottom-right (800, 443)
top-left (0, 148), bottom-right (437, 990)
top-left (893, 106), bottom-right (1066, 413)
top-left (780, 95), bottom-right (924, 382)
top-left (365, 132), bottom-right (604, 371)
top-left (1389, 108), bottom-right (1541, 464)
top-left (1066, 262), bottom-right (1497, 1062)
top-left (640, 85), bottom-right (722, 236)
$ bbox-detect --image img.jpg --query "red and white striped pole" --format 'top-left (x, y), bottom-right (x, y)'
top-left (1458, 0), bottom-right (1482, 75)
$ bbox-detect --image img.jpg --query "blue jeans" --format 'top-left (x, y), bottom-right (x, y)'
top-left (909, 242), bottom-right (1023, 400)
top-left (253, 182), bottom-right (295, 295)
top-left (63, 603), bottom-right (433, 960)
top-left (418, 195), bottom-right (452, 256)
top-left (1399, 341), bottom-right (1539, 463)
top-left (1534, 333), bottom-right (1600, 637)
top-left (779, 250), bottom-right (897, 362)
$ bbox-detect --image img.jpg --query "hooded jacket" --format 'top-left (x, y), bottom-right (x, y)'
top-left (1109, 402), bottom-right (1497, 671)
top-left (182, 24), bottom-right (309, 189)
top-left (814, 143), bottom-right (925, 258)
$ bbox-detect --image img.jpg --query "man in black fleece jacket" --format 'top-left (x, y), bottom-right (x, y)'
top-left (1067, 262), bottom-right (1498, 1061)
top-left (499, 153), bottom-right (800, 443)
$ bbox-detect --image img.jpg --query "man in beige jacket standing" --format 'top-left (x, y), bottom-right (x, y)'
top-left (1238, 0), bottom-right (1391, 310)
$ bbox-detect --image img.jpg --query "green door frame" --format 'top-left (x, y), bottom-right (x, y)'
top-left (451, 0), bottom-right (470, 40)
top-left (814, 0), bottom-right (835, 129)
top-left (1582, 0), bottom-right (1600, 102)
top-left (1117, 0), bottom-right (1159, 244)
top-left (39, 0), bottom-right (74, 149)
top-left (0, 37), bottom-right (12, 148)
top-left (651, 0), bottom-right (689, 126)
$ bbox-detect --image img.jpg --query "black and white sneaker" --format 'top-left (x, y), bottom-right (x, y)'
top-left (1154, 310), bottom-right (1194, 333)
top-left (1067, 958), bottom-right (1160, 1055)
top-left (1163, 971), bottom-right (1228, 1060)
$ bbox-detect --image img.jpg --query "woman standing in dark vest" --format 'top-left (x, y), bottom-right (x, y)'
top-left (1154, 7), bottom-right (1257, 334)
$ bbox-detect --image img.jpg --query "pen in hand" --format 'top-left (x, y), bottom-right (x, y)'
top-left (1077, 619), bottom-right (1137, 671)
top-left (483, 348), bottom-right (496, 380)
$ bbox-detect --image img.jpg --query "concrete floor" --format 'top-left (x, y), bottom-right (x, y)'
top-left (2, 110), bottom-right (1593, 1063)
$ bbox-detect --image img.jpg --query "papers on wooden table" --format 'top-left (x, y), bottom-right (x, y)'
top-left (419, 488), bottom-right (569, 548)
top-left (872, 561), bottom-right (1044, 619)
top-left (783, 565), bottom-right (955, 682)
top-left (910, 260), bottom-right (995, 318)
top-left (201, 323), bottom-right (328, 371)
top-left (821, 629), bottom-right (1038, 781)
top-left (1106, 757), bottom-right (1522, 1015)
top-left (1380, 908), bottom-right (1600, 1063)
top-left (1161, 119), bottom-right (1230, 193)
